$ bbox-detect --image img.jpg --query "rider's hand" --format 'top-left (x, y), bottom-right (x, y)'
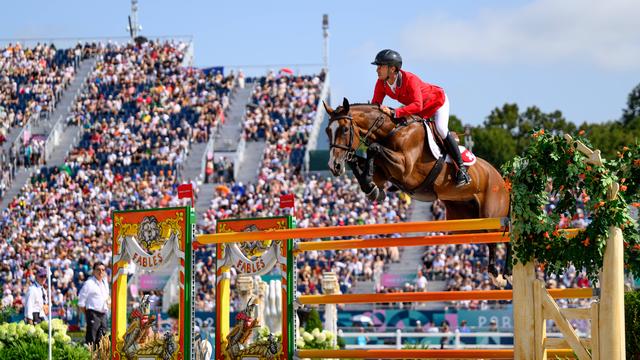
top-left (380, 105), bottom-right (394, 118)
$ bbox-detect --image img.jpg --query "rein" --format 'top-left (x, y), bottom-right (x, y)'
top-left (328, 109), bottom-right (396, 161)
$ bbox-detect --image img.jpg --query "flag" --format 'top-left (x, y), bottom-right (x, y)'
top-left (279, 194), bottom-right (295, 209)
top-left (178, 183), bottom-right (194, 200)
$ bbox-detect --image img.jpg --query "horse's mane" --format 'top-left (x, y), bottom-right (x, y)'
top-left (334, 102), bottom-right (381, 113)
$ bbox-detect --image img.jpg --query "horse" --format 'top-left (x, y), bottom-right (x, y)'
top-left (324, 98), bottom-right (511, 283)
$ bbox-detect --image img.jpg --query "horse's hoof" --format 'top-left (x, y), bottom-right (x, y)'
top-left (488, 264), bottom-right (499, 278)
top-left (366, 186), bottom-right (380, 201)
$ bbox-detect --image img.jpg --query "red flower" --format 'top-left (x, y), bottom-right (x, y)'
top-left (582, 238), bottom-right (590, 247)
top-left (546, 244), bottom-right (552, 250)
top-left (578, 130), bottom-right (585, 136)
top-left (504, 179), bottom-right (512, 192)
top-left (578, 174), bottom-right (586, 180)
top-left (621, 185), bottom-right (628, 192)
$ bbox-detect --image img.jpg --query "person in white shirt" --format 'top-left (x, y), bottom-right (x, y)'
top-left (78, 262), bottom-right (110, 345)
top-left (1, 288), bottom-right (13, 308)
top-left (415, 270), bottom-right (428, 292)
top-left (24, 268), bottom-right (48, 324)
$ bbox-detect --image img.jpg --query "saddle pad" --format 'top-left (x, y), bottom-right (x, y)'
top-left (424, 122), bottom-right (477, 167)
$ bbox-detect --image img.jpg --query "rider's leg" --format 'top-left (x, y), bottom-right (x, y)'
top-left (435, 95), bottom-right (471, 187)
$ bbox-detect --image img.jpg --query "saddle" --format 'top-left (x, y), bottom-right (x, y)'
top-left (385, 116), bottom-right (476, 194)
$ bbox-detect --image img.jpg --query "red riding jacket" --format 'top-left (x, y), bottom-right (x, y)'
top-left (372, 69), bottom-right (446, 119)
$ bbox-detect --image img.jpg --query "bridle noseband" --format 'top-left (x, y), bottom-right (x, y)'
top-left (328, 111), bottom-right (387, 162)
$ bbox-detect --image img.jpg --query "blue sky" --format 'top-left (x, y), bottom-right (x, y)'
top-left (2, 0), bottom-right (639, 126)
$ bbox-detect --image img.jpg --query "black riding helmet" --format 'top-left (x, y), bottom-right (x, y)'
top-left (371, 49), bottom-right (402, 70)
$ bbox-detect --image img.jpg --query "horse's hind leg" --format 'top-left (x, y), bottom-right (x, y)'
top-left (479, 168), bottom-right (511, 287)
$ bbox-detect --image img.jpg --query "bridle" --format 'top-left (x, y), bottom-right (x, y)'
top-left (328, 111), bottom-right (387, 162)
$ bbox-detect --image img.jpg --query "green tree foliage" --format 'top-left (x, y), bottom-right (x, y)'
top-left (457, 84), bottom-right (640, 168)
top-left (578, 121), bottom-right (637, 159)
top-left (448, 114), bottom-right (464, 134)
top-left (470, 126), bottom-right (516, 168)
top-left (622, 82), bottom-right (640, 126)
top-left (464, 103), bottom-right (574, 168)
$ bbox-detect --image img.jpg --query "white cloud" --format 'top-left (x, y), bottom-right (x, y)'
top-left (401, 0), bottom-right (640, 70)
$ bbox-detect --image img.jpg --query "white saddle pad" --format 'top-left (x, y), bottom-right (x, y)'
top-left (424, 122), bottom-right (477, 167)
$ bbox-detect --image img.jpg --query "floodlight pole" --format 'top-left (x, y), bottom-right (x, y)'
top-left (322, 14), bottom-right (329, 72)
top-left (129, 0), bottom-right (140, 39)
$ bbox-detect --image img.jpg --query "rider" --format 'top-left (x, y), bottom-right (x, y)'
top-left (371, 49), bottom-right (471, 187)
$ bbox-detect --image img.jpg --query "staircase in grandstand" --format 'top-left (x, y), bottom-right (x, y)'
top-left (0, 57), bottom-right (97, 211)
top-left (193, 81), bottom-right (255, 223)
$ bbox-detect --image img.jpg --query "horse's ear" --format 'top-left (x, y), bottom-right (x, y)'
top-left (342, 97), bottom-right (350, 113)
top-left (322, 100), bottom-right (334, 115)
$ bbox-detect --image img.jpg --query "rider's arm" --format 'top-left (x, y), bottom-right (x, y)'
top-left (371, 80), bottom-right (386, 105)
top-left (394, 76), bottom-right (424, 118)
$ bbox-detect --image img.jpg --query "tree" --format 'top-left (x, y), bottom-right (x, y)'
top-left (579, 121), bottom-right (636, 159)
top-left (470, 126), bottom-right (517, 168)
top-left (484, 103), bottom-right (520, 132)
top-left (449, 114), bottom-right (464, 134)
top-left (622, 82), bottom-right (640, 126)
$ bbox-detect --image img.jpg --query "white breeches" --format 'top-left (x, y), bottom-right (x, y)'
top-left (434, 94), bottom-right (450, 138)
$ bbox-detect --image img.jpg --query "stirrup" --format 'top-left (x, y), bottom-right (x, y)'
top-left (455, 169), bottom-right (471, 187)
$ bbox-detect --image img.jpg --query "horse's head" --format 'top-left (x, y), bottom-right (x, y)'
top-left (324, 98), bottom-right (355, 176)
top-left (324, 98), bottom-right (391, 176)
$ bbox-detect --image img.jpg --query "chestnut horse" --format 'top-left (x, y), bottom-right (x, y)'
top-left (324, 98), bottom-right (511, 281)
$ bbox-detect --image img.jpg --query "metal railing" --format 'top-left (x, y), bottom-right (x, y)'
top-left (43, 115), bottom-right (64, 161)
top-left (337, 329), bottom-right (588, 350)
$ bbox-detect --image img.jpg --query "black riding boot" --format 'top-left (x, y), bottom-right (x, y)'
top-left (444, 134), bottom-right (471, 187)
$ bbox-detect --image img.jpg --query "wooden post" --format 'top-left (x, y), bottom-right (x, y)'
top-left (533, 279), bottom-right (547, 360)
top-left (598, 183), bottom-right (625, 359)
top-left (599, 226), bottom-right (625, 359)
top-left (513, 261), bottom-right (536, 359)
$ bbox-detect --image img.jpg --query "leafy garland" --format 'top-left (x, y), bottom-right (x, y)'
top-left (502, 130), bottom-right (640, 282)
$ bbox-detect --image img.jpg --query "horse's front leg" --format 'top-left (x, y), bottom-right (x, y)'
top-left (348, 158), bottom-right (380, 201)
top-left (368, 143), bottom-right (411, 181)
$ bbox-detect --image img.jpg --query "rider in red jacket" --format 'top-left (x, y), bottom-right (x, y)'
top-left (371, 49), bottom-right (471, 187)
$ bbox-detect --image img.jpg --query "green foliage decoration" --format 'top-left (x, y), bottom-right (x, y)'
top-left (502, 130), bottom-right (640, 281)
